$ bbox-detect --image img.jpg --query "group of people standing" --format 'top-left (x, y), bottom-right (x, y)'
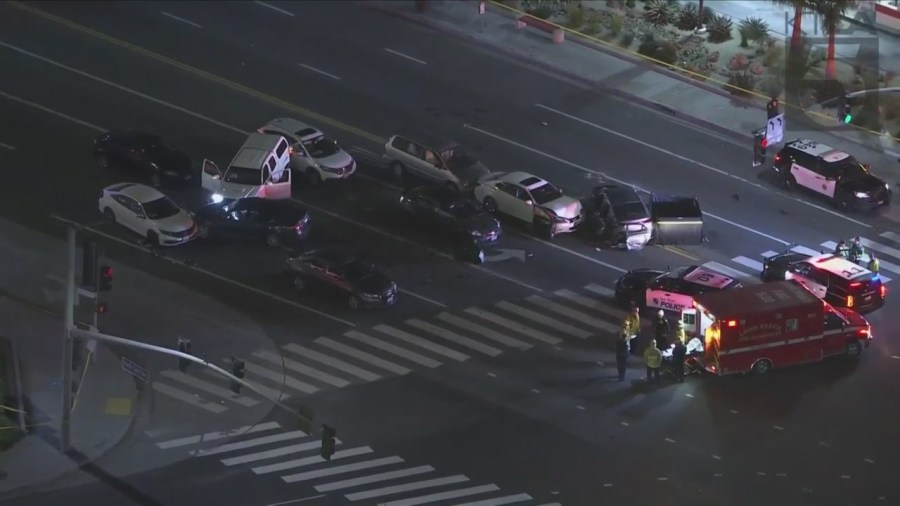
top-left (834, 236), bottom-right (880, 274)
top-left (614, 306), bottom-right (688, 384)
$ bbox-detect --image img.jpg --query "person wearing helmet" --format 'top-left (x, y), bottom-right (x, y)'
top-left (654, 309), bottom-right (670, 351)
top-left (834, 240), bottom-right (848, 258)
top-left (849, 236), bottom-right (863, 263)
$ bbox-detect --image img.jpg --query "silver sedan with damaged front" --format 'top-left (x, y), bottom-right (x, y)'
top-left (473, 171), bottom-right (582, 238)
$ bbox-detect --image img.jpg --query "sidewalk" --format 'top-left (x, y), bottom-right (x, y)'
top-left (366, 0), bottom-right (900, 184)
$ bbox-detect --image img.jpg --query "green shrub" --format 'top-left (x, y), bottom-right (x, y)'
top-left (739, 16), bottom-right (770, 46)
top-left (625, 0), bottom-right (636, 8)
top-left (585, 11), bottom-right (604, 35)
top-left (526, 5), bottom-right (554, 19)
top-left (638, 38), bottom-right (678, 65)
top-left (620, 31), bottom-right (636, 47)
top-left (706, 14), bottom-right (734, 44)
top-left (566, 6), bottom-right (586, 28)
top-left (609, 13), bottom-right (625, 36)
top-left (675, 2), bottom-right (713, 31)
top-left (644, 0), bottom-right (676, 26)
top-left (725, 71), bottom-right (757, 96)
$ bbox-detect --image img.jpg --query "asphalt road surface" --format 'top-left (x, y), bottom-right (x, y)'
top-left (1, 1), bottom-right (899, 506)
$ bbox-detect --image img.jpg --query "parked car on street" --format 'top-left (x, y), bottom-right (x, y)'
top-left (98, 182), bottom-right (197, 246)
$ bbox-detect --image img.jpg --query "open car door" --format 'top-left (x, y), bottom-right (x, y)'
top-left (258, 162), bottom-right (292, 200)
top-left (651, 194), bottom-right (704, 245)
top-left (201, 159), bottom-right (223, 194)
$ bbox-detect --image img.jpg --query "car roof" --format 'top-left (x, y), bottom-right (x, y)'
top-left (678, 265), bottom-right (738, 290)
top-left (802, 253), bottom-right (873, 280)
top-left (498, 171), bottom-right (545, 187)
top-left (303, 247), bottom-right (358, 265)
top-left (105, 182), bottom-right (165, 203)
top-left (261, 118), bottom-right (323, 140)
top-left (393, 129), bottom-right (457, 151)
top-left (695, 280), bottom-right (820, 317)
top-left (786, 139), bottom-right (850, 161)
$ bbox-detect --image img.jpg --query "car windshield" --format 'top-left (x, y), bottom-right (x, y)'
top-left (344, 260), bottom-right (375, 281)
top-left (301, 135), bottom-right (340, 158)
top-left (826, 156), bottom-right (867, 179)
top-left (223, 167), bottom-right (261, 185)
top-left (528, 181), bottom-right (564, 205)
top-left (440, 146), bottom-right (476, 171)
top-left (141, 197), bottom-right (181, 220)
top-left (448, 201), bottom-right (482, 218)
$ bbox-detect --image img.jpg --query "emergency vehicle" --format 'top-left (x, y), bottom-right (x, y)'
top-left (614, 265), bottom-right (741, 312)
top-left (683, 280), bottom-right (871, 376)
top-left (764, 252), bottom-right (885, 313)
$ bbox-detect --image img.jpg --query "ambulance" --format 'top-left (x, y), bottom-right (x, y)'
top-left (681, 280), bottom-right (872, 376)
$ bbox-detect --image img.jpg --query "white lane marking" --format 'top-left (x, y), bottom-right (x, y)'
top-left (298, 63), bottom-right (341, 81)
top-left (453, 493), bottom-right (533, 506)
top-left (0, 90), bottom-right (105, 132)
top-left (315, 337), bottom-right (411, 375)
top-left (266, 496), bottom-right (325, 506)
top-left (584, 283), bottom-right (615, 298)
top-left (664, 438), bottom-right (676, 443)
top-left (773, 425), bottom-right (784, 431)
top-left (0, 141), bottom-right (15, 150)
top-left (54, 229), bottom-right (354, 329)
top-left (702, 261), bottom-right (756, 281)
top-left (158, 370), bottom-right (258, 406)
top-left (880, 231), bottom-right (900, 242)
top-left (399, 288), bottom-right (449, 308)
top-left (241, 360), bottom-right (319, 394)
top-left (345, 475), bottom-right (469, 501)
top-left (620, 421), bottom-right (629, 426)
top-left (160, 11), bottom-right (203, 29)
top-left (732, 256), bottom-right (764, 271)
top-left (470, 305), bottom-right (568, 343)
top-left (534, 104), bottom-right (872, 228)
top-left (762, 250), bottom-right (778, 258)
top-left (312, 464), bottom-right (433, 490)
top-left (382, 485), bottom-right (500, 506)
top-left (406, 319), bottom-right (503, 356)
top-left (437, 312), bottom-right (531, 349)
top-left (221, 440), bottom-right (322, 466)
top-left (531, 388), bottom-right (541, 393)
top-left (255, 0), bottom-right (295, 16)
top-left (253, 446), bottom-right (372, 474)
top-left (373, 324), bottom-right (470, 361)
top-left (463, 123), bottom-right (793, 246)
top-left (154, 421), bottom-right (281, 449)
top-left (384, 47), bottom-right (427, 65)
top-left (712, 455), bottom-right (721, 460)
top-left (344, 330), bottom-right (442, 368)
top-left (282, 343), bottom-right (381, 382)
top-left (576, 405), bottom-right (586, 410)
top-left (296, 456), bottom-right (407, 485)
top-left (252, 349), bottom-right (350, 387)
top-left (195, 430), bottom-right (307, 457)
top-left (151, 382), bottom-right (227, 414)
top-left (495, 301), bottom-right (591, 338)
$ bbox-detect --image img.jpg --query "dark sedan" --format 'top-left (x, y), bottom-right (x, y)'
top-left (400, 186), bottom-right (502, 246)
top-left (194, 198), bottom-right (310, 247)
top-left (93, 130), bottom-right (196, 187)
top-left (284, 248), bottom-right (398, 309)
top-left (760, 251), bottom-right (812, 282)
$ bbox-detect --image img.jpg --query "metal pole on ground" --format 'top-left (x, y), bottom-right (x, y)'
top-left (60, 226), bottom-right (75, 453)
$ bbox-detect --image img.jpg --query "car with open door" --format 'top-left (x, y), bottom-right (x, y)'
top-left (202, 133), bottom-right (292, 202)
top-left (98, 182), bottom-right (197, 246)
top-left (384, 130), bottom-right (489, 191)
top-left (284, 248), bottom-right (398, 309)
top-left (257, 118), bottom-right (355, 187)
top-left (93, 130), bottom-right (196, 188)
top-left (194, 197), bottom-right (311, 247)
top-left (473, 171), bottom-right (582, 238)
top-left (585, 184), bottom-right (652, 250)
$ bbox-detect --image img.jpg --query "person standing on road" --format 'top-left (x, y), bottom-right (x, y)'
top-left (644, 339), bottom-right (662, 384)
top-left (654, 310), bottom-right (670, 351)
top-left (615, 332), bottom-right (629, 382)
top-left (622, 304), bottom-right (641, 355)
top-left (671, 337), bottom-right (687, 383)
top-left (868, 251), bottom-right (880, 275)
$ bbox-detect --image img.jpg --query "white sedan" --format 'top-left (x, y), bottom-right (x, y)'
top-left (473, 171), bottom-right (583, 237)
top-left (98, 182), bottom-right (197, 246)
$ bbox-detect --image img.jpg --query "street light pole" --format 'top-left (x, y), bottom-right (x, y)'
top-left (60, 227), bottom-right (76, 453)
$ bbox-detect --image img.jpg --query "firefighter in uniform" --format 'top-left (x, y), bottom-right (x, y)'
top-left (849, 236), bottom-right (864, 263)
top-left (622, 305), bottom-right (641, 355)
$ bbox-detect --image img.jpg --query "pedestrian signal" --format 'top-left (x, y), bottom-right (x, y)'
top-left (321, 424), bottom-right (336, 460)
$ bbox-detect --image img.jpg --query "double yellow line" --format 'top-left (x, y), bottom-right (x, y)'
top-left (9, 1), bottom-right (384, 144)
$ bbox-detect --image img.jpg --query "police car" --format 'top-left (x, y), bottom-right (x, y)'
top-left (773, 139), bottom-right (890, 211)
top-left (614, 265), bottom-right (742, 312)
top-left (769, 252), bottom-right (885, 313)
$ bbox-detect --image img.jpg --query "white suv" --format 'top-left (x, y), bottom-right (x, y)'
top-left (258, 118), bottom-right (355, 187)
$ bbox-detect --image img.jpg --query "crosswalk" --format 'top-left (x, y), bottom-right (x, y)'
top-left (151, 421), bottom-right (554, 506)
top-left (150, 283), bottom-right (628, 414)
top-left (708, 232), bottom-right (900, 284)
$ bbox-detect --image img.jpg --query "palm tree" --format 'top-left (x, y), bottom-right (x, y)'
top-left (773, 0), bottom-right (811, 53)
top-left (812, 0), bottom-right (858, 79)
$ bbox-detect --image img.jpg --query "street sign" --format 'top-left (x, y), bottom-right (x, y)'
top-left (121, 356), bottom-right (150, 383)
top-left (766, 113), bottom-right (785, 145)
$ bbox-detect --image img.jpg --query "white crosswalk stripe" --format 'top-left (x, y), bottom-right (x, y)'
top-left (344, 330), bottom-right (442, 368)
top-left (315, 337), bottom-right (412, 375)
top-left (702, 261), bottom-right (757, 281)
top-left (252, 349), bottom-right (350, 388)
top-left (282, 343), bottom-right (381, 382)
top-left (732, 256), bottom-right (763, 271)
top-left (150, 423), bottom-right (540, 505)
top-left (406, 319), bottom-right (503, 357)
top-left (488, 303), bottom-right (578, 341)
top-left (373, 324), bottom-right (470, 361)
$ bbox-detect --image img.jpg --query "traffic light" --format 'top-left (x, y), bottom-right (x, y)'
top-left (321, 424), bottom-right (336, 460)
top-left (838, 93), bottom-right (852, 123)
top-left (98, 265), bottom-right (112, 291)
top-left (81, 239), bottom-right (98, 289)
top-left (752, 128), bottom-right (767, 167)
top-left (177, 338), bottom-right (192, 372)
top-left (230, 357), bottom-right (245, 394)
top-left (766, 97), bottom-right (780, 119)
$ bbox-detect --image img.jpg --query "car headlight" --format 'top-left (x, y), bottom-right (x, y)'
top-left (854, 191), bottom-right (869, 199)
top-left (886, 183), bottom-right (891, 191)
top-left (211, 193), bottom-right (224, 204)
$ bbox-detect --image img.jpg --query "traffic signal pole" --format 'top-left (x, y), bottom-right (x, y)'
top-left (60, 227), bottom-right (76, 452)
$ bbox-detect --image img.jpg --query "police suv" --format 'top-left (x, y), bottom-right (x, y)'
top-left (773, 139), bottom-right (890, 211)
top-left (781, 253), bottom-right (885, 313)
top-left (615, 265), bottom-right (742, 312)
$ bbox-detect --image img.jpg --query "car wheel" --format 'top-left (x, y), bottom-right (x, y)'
top-left (391, 162), bottom-right (406, 179)
top-left (306, 168), bottom-right (322, 187)
top-left (783, 175), bottom-right (796, 191)
top-left (150, 172), bottom-right (162, 188)
top-left (482, 197), bottom-right (498, 214)
top-left (292, 275), bottom-right (305, 290)
top-left (97, 154), bottom-right (109, 168)
top-left (266, 233), bottom-right (281, 248)
top-left (750, 359), bottom-right (772, 376)
top-left (349, 295), bottom-right (361, 310)
top-left (846, 339), bottom-right (863, 358)
top-left (198, 224), bottom-right (211, 239)
top-left (102, 208), bottom-right (116, 223)
top-left (146, 231), bottom-right (159, 247)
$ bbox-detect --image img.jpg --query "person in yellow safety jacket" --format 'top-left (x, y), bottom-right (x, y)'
top-left (644, 339), bottom-right (662, 384)
top-left (622, 305), bottom-right (640, 355)
top-left (868, 251), bottom-right (880, 275)
top-left (674, 320), bottom-right (686, 345)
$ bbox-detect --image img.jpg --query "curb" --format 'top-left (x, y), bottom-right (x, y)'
top-left (363, 2), bottom-right (899, 158)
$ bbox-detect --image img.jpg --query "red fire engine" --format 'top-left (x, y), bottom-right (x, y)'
top-left (681, 280), bottom-right (871, 375)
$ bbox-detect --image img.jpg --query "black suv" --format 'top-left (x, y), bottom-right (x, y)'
top-left (772, 139), bottom-right (890, 211)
